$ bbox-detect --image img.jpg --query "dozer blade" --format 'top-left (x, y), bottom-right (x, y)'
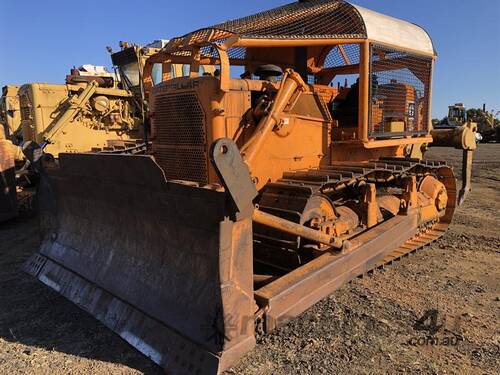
top-left (25, 153), bottom-right (256, 375)
top-left (0, 140), bottom-right (18, 221)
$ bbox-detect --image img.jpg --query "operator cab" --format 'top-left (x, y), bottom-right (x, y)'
top-left (111, 45), bottom-right (142, 92)
top-left (445, 103), bottom-right (467, 126)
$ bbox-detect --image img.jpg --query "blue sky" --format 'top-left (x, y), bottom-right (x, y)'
top-left (1, 0), bottom-right (499, 118)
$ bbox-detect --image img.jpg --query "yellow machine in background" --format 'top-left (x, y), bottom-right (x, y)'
top-left (18, 78), bottom-right (142, 156)
top-left (0, 85), bottom-right (21, 139)
top-left (437, 103), bottom-right (499, 143)
top-left (470, 104), bottom-right (499, 143)
top-left (16, 42), bottom-right (160, 157)
top-left (9, 39), bottom-right (216, 158)
top-left (0, 40), bottom-right (178, 221)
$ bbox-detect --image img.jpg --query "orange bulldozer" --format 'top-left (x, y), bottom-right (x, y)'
top-left (25, 1), bottom-right (476, 374)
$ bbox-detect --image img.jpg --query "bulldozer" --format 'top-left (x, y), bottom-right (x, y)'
top-left (0, 40), bottom-right (188, 221)
top-left (469, 104), bottom-right (499, 143)
top-left (441, 103), bottom-right (467, 127)
top-left (15, 41), bottom-right (160, 158)
top-left (437, 103), bottom-right (499, 143)
top-left (25, 1), bottom-right (477, 374)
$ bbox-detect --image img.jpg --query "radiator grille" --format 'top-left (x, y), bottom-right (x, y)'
top-left (152, 92), bottom-right (208, 185)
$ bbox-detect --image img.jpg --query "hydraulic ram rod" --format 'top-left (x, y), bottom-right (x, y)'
top-left (253, 209), bottom-right (344, 249)
top-left (210, 139), bottom-right (344, 249)
top-left (240, 69), bottom-right (307, 168)
top-left (43, 81), bottom-right (98, 144)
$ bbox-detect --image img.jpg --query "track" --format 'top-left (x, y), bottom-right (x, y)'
top-left (255, 157), bottom-right (457, 273)
top-left (372, 219), bottom-right (446, 271)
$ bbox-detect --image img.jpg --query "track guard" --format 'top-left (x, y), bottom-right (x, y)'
top-left (25, 153), bottom-right (256, 374)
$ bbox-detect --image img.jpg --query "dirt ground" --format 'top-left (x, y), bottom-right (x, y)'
top-left (0, 145), bottom-right (499, 375)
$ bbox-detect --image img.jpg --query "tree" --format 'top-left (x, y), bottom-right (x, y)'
top-left (432, 118), bottom-right (441, 126)
top-left (466, 108), bottom-right (495, 132)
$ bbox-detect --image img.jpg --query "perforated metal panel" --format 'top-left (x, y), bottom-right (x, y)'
top-left (369, 45), bottom-right (432, 138)
top-left (169, 0), bottom-right (366, 50)
top-left (164, 0), bottom-right (436, 61)
top-left (153, 93), bottom-right (208, 185)
top-left (211, 0), bottom-right (365, 40)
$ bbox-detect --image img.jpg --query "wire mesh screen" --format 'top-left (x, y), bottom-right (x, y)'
top-left (192, 0), bottom-right (366, 43)
top-left (324, 44), bottom-right (360, 68)
top-left (212, 0), bottom-right (364, 39)
top-left (369, 45), bottom-right (432, 138)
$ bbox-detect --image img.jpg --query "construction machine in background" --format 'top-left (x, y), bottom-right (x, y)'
top-left (440, 103), bottom-right (467, 127)
top-left (469, 104), bottom-right (499, 143)
top-left (0, 40), bottom-right (185, 221)
top-left (25, 1), bottom-right (476, 374)
top-left (437, 103), bottom-right (499, 143)
top-left (15, 40), bottom-right (165, 158)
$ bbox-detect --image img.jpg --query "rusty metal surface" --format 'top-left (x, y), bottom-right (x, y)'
top-left (253, 158), bottom-right (457, 332)
top-left (255, 212), bottom-right (419, 331)
top-left (28, 153), bottom-right (256, 374)
top-left (253, 209), bottom-right (343, 249)
top-left (210, 138), bottom-right (257, 216)
top-left (24, 254), bottom-right (224, 374)
top-left (458, 150), bottom-right (473, 206)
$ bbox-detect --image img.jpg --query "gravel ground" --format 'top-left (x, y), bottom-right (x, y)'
top-left (0, 145), bottom-right (499, 375)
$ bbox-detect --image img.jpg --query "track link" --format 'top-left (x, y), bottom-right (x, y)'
top-left (371, 222), bottom-right (446, 271)
top-left (255, 157), bottom-right (457, 272)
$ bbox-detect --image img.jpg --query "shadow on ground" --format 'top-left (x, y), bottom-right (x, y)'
top-left (0, 213), bottom-right (162, 374)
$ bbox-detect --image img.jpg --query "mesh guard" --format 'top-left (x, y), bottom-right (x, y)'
top-left (168, 0), bottom-right (366, 48)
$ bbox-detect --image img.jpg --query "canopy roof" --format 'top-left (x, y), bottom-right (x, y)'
top-left (164, 0), bottom-right (435, 57)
